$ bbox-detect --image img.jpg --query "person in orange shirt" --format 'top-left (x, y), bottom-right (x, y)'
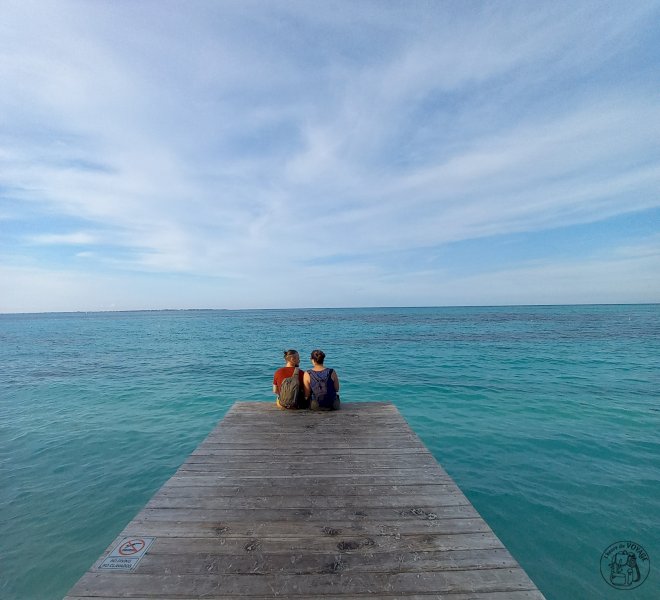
top-left (272, 349), bottom-right (308, 409)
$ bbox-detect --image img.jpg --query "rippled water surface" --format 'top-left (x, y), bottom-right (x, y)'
top-left (1, 306), bottom-right (659, 599)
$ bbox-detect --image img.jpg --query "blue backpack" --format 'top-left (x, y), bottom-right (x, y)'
top-left (308, 368), bottom-right (337, 408)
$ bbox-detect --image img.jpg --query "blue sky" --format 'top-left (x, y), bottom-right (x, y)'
top-left (1, 0), bottom-right (659, 312)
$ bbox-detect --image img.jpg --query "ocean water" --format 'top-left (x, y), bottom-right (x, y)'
top-left (1, 305), bottom-right (658, 600)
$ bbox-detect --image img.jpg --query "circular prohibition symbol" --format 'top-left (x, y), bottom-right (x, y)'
top-left (118, 538), bottom-right (147, 556)
top-left (600, 540), bottom-right (650, 590)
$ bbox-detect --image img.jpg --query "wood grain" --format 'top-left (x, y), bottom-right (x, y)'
top-left (64, 401), bottom-right (545, 599)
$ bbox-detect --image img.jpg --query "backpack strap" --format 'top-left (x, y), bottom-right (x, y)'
top-left (310, 368), bottom-right (331, 380)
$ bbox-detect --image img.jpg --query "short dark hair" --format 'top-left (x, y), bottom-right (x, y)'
top-left (283, 349), bottom-right (299, 359)
top-left (310, 349), bottom-right (325, 364)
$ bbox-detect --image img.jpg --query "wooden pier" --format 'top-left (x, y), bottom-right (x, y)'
top-left (65, 401), bottom-right (545, 599)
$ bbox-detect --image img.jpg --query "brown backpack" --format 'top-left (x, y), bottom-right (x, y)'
top-left (278, 367), bottom-right (301, 408)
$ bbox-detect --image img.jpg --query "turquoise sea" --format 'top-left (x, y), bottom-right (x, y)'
top-left (1, 305), bottom-right (658, 599)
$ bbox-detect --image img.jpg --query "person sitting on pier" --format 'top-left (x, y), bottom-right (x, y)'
top-left (272, 349), bottom-right (308, 409)
top-left (304, 349), bottom-right (341, 411)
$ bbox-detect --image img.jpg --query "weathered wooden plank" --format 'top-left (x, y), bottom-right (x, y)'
top-left (66, 593), bottom-right (546, 600)
top-left (65, 402), bottom-right (545, 599)
top-left (205, 420), bottom-right (416, 428)
top-left (182, 460), bottom-right (437, 472)
top-left (178, 465), bottom-right (443, 476)
top-left (127, 509), bottom-right (490, 537)
top-left (144, 493), bottom-right (468, 510)
top-left (202, 425), bottom-right (414, 437)
top-left (165, 471), bottom-right (453, 486)
top-left (68, 567), bottom-right (539, 597)
top-left (205, 425), bottom-right (416, 435)
top-left (107, 547), bottom-right (519, 575)
top-left (205, 428), bottom-right (417, 438)
top-left (183, 453), bottom-right (440, 466)
top-left (146, 493), bottom-right (476, 511)
top-left (152, 483), bottom-right (462, 499)
top-left (104, 532), bottom-right (507, 554)
top-left (191, 446), bottom-right (431, 456)
top-left (195, 441), bottom-right (426, 450)
top-left (204, 428), bottom-right (415, 437)
top-left (130, 534), bottom-right (506, 555)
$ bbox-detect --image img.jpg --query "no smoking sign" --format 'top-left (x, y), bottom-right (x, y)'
top-left (118, 538), bottom-right (147, 556)
top-left (97, 537), bottom-right (156, 571)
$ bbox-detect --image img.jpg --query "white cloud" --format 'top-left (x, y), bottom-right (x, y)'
top-left (27, 232), bottom-right (98, 245)
top-left (452, 249), bottom-right (660, 307)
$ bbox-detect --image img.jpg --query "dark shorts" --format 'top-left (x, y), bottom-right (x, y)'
top-left (310, 395), bottom-right (341, 411)
top-left (276, 396), bottom-right (310, 410)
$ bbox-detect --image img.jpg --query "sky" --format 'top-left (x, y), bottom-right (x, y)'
top-left (1, 0), bottom-right (659, 312)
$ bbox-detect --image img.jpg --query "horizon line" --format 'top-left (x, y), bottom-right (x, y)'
top-left (1, 302), bottom-right (658, 317)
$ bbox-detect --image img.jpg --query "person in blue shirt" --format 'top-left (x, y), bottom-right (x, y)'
top-left (303, 349), bottom-right (340, 411)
